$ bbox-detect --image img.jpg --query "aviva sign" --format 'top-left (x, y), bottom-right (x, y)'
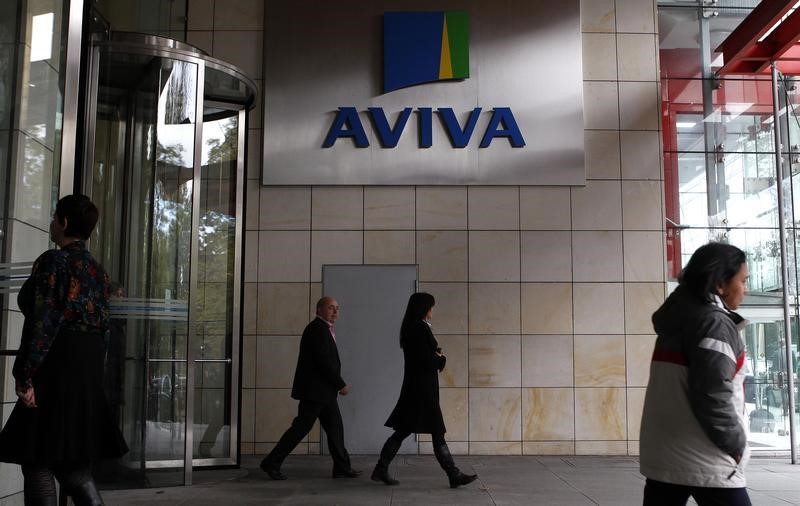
top-left (383, 11), bottom-right (470, 93)
top-left (262, 0), bottom-right (585, 186)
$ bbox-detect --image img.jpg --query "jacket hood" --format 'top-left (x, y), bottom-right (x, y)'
top-left (652, 285), bottom-right (745, 337)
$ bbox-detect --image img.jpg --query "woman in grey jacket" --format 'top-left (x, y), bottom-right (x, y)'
top-left (640, 242), bottom-right (750, 506)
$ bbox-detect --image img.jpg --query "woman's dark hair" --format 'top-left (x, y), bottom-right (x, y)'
top-left (400, 292), bottom-right (435, 348)
top-left (679, 242), bottom-right (747, 300)
top-left (55, 194), bottom-right (99, 240)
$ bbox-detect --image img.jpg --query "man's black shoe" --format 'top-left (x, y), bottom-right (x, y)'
top-left (332, 468), bottom-right (362, 479)
top-left (260, 459), bottom-right (287, 480)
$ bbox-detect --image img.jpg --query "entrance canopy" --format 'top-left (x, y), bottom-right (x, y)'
top-left (716, 0), bottom-right (800, 75)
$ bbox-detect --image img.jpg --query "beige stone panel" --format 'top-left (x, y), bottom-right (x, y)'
top-left (581, 0), bottom-right (615, 32)
top-left (469, 442), bottom-right (522, 455)
top-left (364, 187), bottom-right (415, 229)
top-left (418, 283), bottom-right (468, 334)
top-left (242, 282), bottom-right (257, 334)
top-left (240, 388), bottom-right (255, 443)
top-left (619, 81), bottom-right (659, 131)
top-left (257, 283), bottom-right (310, 334)
top-left (214, 0), bottom-right (263, 30)
top-left (622, 181), bottom-right (663, 230)
top-left (364, 231), bottom-right (415, 264)
top-left (247, 129), bottom-right (261, 180)
top-left (615, 0), bottom-right (656, 33)
top-left (310, 231), bottom-right (363, 282)
top-left (246, 178), bottom-right (259, 231)
top-left (311, 187), bottom-right (363, 229)
top-left (417, 231), bottom-right (468, 282)
top-left (623, 231), bottom-right (665, 282)
top-left (521, 231), bottom-right (572, 282)
top-left (617, 34), bottom-right (657, 81)
top-left (571, 180), bottom-right (622, 231)
top-left (582, 33), bottom-right (617, 81)
top-left (240, 442), bottom-right (254, 455)
top-left (213, 31), bottom-right (263, 79)
top-left (522, 335), bottom-right (574, 387)
top-left (242, 335), bottom-right (256, 388)
top-left (308, 420), bottom-right (321, 442)
top-left (469, 388), bottom-right (522, 441)
top-left (187, 31), bottom-right (213, 58)
top-left (467, 187), bottom-right (520, 230)
top-left (573, 283), bottom-right (624, 334)
top-left (256, 336), bottom-right (300, 388)
top-left (519, 187), bottom-right (571, 231)
top-left (626, 334), bottom-right (656, 387)
top-left (584, 81), bottom-right (619, 130)
top-left (244, 230), bottom-right (258, 282)
top-left (621, 131), bottom-right (662, 180)
top-left (469, 231), bottom-right (520, 282)
top-left (585, 130), bottom-right (621, 180)
top-left (416, 187), bottom-right (467, 230)
top-left (440, 388), bottom-right (468, 440)
top-left (521, 283), bottom-right (573, 335)
top-left (574, 335), bottom-right (626, 387)
top-left (572, 231), bottom-right (624, 282)
top-left (255, 389), bottom-right (298, 441)
top-left (574, 388), bottom-right (627, 440)
top-left (309, 283), bottom-right (322, 320)
top-left (469, 335), bottom-right (521, 387)
top-left (575, 441), bottom-right (628, 455)
top-left (259, 187), bottom-right (311, 230)
top-left (627, 388), bottom-right (647, 440)
top-left (523, 441), bottom-right (575, 455)
top-left (469, 283), bottom-right (521, 334)
top-left (625, 283), bottom-right (664, 334)
top-left (188, 0), bottom-right (214, 30)
top-left (436, 335), bottom-right (468, 387)
top-left (522, 388), bottom-right (574, 440)
top-left (420, 441), bottom-right (468, 455)
top-left (309, 442), bottom-right (321, 453)
top-left (628, 441), bottom-right (640, 456)
top-left (258, 231), bottom-right (310, 282)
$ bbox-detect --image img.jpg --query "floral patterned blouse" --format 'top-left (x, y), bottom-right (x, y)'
top-left (13, 240), bottom-right (110, 388)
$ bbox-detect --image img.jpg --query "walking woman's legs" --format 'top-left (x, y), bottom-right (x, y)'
top-left (431, 433), bottom-right (477, 488)
top-left (372, 430), bottom-right (410, 485)
top-left (21, 465), bottom-right (57, 506)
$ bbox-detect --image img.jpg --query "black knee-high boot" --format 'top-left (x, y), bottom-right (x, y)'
top-left (371, 432), bottom-right (404, 485)
top-left (432, 440), bottom-right (477, 489)
top-left (56, 468), bottom-right (104, 506)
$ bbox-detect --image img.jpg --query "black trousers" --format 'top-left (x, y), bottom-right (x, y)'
top-left (266, 398), bottom-right (351, 471)
top-left (643, 478), bottom-right (751, 506)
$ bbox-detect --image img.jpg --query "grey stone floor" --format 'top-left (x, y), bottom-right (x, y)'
top-left (102, 455), bottom-right (800, 505)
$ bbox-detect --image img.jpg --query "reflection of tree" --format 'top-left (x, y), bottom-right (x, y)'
top-left (157, 141), bottom-right (187, 167)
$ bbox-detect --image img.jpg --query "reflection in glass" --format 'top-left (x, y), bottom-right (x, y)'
top-left (194, 112), bottom-right (238, 460)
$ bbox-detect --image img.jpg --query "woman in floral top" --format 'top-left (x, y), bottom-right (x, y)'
top-left (0, 195), bottom-right (127, 506)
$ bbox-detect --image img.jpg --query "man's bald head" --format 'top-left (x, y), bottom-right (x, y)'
top-left (316, 296), bottom-right (340, 323)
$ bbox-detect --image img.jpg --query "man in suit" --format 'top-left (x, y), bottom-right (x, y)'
top-left (260, 296), bottom-right (361, 480)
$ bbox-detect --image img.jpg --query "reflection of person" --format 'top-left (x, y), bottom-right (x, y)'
top-left (0, 195), bottom-right (128, 505)
top-left (640, 242), bottom-right (751, 505)
top-left (371, 293), bottom-right (477, 488)
top-left (260, 297), bottom-right (360, 480)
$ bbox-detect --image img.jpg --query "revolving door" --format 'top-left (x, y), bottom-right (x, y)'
top-left (82, 33), bottom-right (255, 486)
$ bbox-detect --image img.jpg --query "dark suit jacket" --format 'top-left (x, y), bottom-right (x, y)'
top-left (291, 317), bottom-right (346, 403)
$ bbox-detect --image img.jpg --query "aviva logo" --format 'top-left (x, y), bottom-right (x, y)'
top-left (383, 11), bottom-right (469, 93)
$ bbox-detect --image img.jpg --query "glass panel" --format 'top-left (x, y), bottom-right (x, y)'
top-left (741, 315), bottom-right (800, 451)
top-left (92, 52), bottom-right (197, 486)
top-left (194, 110), bottom-right (239, 461)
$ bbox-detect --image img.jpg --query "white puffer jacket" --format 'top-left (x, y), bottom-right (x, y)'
top-left (640, 286), bottom-right (749, 488)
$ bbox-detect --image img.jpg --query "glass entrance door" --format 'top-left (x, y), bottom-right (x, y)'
top-left (84, 33), bottom-right (253, 486)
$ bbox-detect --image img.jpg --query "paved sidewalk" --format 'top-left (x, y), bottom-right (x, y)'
top-left (103, 455), bottom-right (800, 505)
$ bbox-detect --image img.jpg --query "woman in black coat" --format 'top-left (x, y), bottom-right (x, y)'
top-left (371, 292), bottom-right (477, 488)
